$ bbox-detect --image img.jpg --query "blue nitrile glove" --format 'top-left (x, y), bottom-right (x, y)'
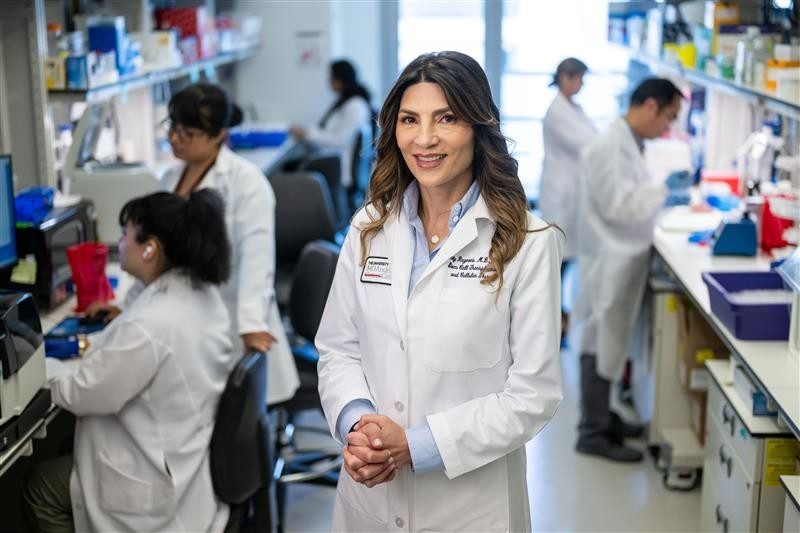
top-left (664, 190), bottom-right (691, 207)
top-left (666, 170), bottom-right (692, 190)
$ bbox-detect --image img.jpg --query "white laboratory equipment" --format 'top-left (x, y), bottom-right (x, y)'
top-left (64, 102), bottom-right (160, 244)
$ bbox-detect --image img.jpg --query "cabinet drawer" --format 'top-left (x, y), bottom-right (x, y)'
top-left (708, 380), bottom-right (761, 479)
top-left (704, 409), bottom-right (759, 531)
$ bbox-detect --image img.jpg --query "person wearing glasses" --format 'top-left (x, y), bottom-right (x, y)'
top-left (87, 83), bottom-right (299, 406)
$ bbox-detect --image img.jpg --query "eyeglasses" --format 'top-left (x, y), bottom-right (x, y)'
top-left (161, 119), bottom-right (203, 142)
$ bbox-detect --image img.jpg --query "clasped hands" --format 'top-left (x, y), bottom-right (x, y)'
top-left (343, 414), bottom-right (411, 488)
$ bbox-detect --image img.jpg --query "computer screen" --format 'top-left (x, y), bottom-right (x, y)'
top-left (0, 154), bottom-right (17, 269)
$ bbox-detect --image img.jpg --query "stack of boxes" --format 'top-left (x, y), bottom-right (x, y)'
top-left (154, 7), bottom-right (218, 63)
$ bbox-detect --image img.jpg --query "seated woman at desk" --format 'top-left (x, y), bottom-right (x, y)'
top-left (289, 59), bottom-right (374, 210)
top-left (24, 190), bottom-right (234, 532)
top-left (87, 82), bottom-right (299, 407)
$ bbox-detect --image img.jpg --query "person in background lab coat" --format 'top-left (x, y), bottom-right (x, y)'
top-left (290, 59), bottom-right (374, 209)
top-left (539, 57), bottom-right (596, 343)
top-left (316, 51), bottom-right (564, 532)
top-left (574, 77), bottom-right (691, 463)
top-left (87, 83), bottom-right (299, 405)
top-left (23, 190), bottom-right (234, 532)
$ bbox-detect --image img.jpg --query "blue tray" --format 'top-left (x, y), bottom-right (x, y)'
top-left (228, 129), bottom-right (288, 149)
top-left (701, 271), bottom-right (790, 341)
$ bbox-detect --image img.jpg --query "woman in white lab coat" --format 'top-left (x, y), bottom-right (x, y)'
top-left (538, 57), bottom-right (596, 340)
top-left (289, 59), bottom-right (373, 198)
top-left (89, 83), bottom-right (299, 405)
top-left (24, 190), bottom-right (234, 532)
top-left (316, 51), bottom-right (564, 532)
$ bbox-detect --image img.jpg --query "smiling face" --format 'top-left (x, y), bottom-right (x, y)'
top-left (395, 82), bottom-right (475, 195)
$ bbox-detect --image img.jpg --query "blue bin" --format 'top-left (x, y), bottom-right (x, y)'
top-left (228, 129), bottom-right (288, 149)
top-left (701, 271), bottom-right (791, 341)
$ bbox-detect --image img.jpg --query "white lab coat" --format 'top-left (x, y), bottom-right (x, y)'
top-left (50, 270), bottom-right (233, 532)
top-left (306, 96), bottom-right (372, 187)
top-left (539, 92), bottom-right (596, 259)
top-left (574, 118), bottom-right (668, 381)
top-left (317, 195), bottom-right (564, 532)
top-left (135, 145), bottom-right (299, 405)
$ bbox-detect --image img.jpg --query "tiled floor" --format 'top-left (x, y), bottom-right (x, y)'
top-left (283, 330), bottom-right (702, 532)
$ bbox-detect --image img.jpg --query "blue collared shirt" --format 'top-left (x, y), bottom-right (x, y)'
top-left (335, 179), bottom-right (481, 474)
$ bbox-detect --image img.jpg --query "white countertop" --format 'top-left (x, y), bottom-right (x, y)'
top-left (781, 475), bottom-right (800, 512)
top-left (706, 359), bottom-right (790, 436)
top-left (654, 220), bottom-right (800, 440)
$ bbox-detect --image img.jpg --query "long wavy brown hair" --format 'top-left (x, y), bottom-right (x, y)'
top-left (359, 51), bottom-right (546, 290)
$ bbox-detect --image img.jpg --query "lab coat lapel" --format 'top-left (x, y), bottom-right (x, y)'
top-left (418, 195), bottom-right (491, 284)
top-left (386, 208), bottom-right (414, 334)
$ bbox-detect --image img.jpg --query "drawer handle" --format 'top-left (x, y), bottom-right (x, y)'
top-left (718, 445), bottom-right (733, 478)
top-left (721, 404), bottom-right (735, 436)
top-left (715, 504), bottom-right (729, 533)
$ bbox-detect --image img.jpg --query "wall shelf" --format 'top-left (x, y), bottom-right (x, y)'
top-left (620, 45), bottom-right (800, 121)
top-left (48, 45), bottom-right (259, 104)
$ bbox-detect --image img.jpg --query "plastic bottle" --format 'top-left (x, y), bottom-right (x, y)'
top-left (735, 26), bottom-right (760, 85)
top-left (749, 34), bottom-right (773, 88)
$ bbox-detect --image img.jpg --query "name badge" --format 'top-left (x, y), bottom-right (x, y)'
top-left (361, 256), bottom-right (391, 285)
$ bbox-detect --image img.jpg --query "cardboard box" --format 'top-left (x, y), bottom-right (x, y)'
top-left (155, 7), bottom-right (217, 60)
top-left (689, 390), bottom-right (708, 446)
top-left (677, 297), bottom-right (729, 392)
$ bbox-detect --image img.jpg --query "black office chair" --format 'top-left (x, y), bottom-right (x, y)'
top-left (297, 153), bottom-right (348, 227)
top-left (210, 351), bottom-right (273, 533)
top-left (269, 171), bottom-right (338, 309)
top-left (348, 122), bottom-right (375, 213)
top-left (272, 240), bottom-right (342, 531)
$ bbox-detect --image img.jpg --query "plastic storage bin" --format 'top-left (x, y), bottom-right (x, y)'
top-left (701, 271), bottom-right (791, 340)
top-left (228, 129), bottom-right (288, 149)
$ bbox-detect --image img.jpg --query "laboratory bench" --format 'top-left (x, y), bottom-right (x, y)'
top-left (653, 221), bottom-right (800, 531)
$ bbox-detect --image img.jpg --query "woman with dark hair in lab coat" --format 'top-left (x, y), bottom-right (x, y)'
top-left (87, 83), bottom-right (299, 406)
top-left (316, 51), bottom-right (563, 532)
top-left (538, 57), bottom-right (596, 342)
top-left (24, 190), bottom-right (234, 532)
top-left (289, 59), bottom-right (374, 207)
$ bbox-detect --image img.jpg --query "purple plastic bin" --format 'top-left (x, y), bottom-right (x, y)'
top-left (701, 271), bottom-right (790, 341)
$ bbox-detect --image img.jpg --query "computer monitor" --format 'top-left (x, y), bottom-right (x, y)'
top-left (0, 154), bottom-right (17, 270)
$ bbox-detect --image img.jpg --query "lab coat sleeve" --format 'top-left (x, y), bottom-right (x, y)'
top-left (233, 172), bottom-right (274, 335)
top-left (316, 230), bottom-right (376, 444)
top-left (305, 98), bottom-right (370, 150)
top-left (585, 144), bottom-right (668, 225)
top-left (50, 320), bottom-right (163, 416)
top-left (426, 227), bottom-right (564, 479)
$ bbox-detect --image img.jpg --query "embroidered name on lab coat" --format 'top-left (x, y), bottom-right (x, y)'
top-left (447, 255), bottom-right (489, 279)
top-left (361, 256), bottom-right (391, 285)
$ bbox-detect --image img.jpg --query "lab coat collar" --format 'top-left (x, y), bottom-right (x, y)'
top-left (162, 144), bottom-right (235, 193)
top-left (386, 192), bottom-right (493, 334)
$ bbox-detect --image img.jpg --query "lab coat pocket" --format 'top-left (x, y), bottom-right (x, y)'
top-left (97, 453), bottom-right (175, 516)
top-left (425, 286), bottom-right (508, 372)
top-left (337, 469), bottom-right (389, 525)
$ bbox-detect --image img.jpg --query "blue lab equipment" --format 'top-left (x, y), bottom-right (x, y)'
top-left (666, 170), bottom-right (693, 190)
top-left (710, 216), bottom-right (757, 256)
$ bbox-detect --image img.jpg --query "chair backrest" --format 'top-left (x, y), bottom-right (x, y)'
top-left (299, 153), bottom-right (347, 225)
top-left (269, 171), bottom-right (338, 266)
top-left (350, 122), bottom-right (375, 194)
top-left (210, 351), bottom-right (270, 505)
top-left (289, 240), bottom-right (340, 341)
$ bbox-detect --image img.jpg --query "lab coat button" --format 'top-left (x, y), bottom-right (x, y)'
top-left (395, 517), bottom-right (404, 528)
top-left (400, 340), bottom-right (405, 351)
top-left (394, 401), bottom-right (404, 412)
top-left (452, 215), bottom-right (459, 222)
top-left (74, 501), bottom-right (83, 511)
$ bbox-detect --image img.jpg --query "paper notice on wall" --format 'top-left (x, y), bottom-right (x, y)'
top-left (295, 31), bottom-right (322, 68)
